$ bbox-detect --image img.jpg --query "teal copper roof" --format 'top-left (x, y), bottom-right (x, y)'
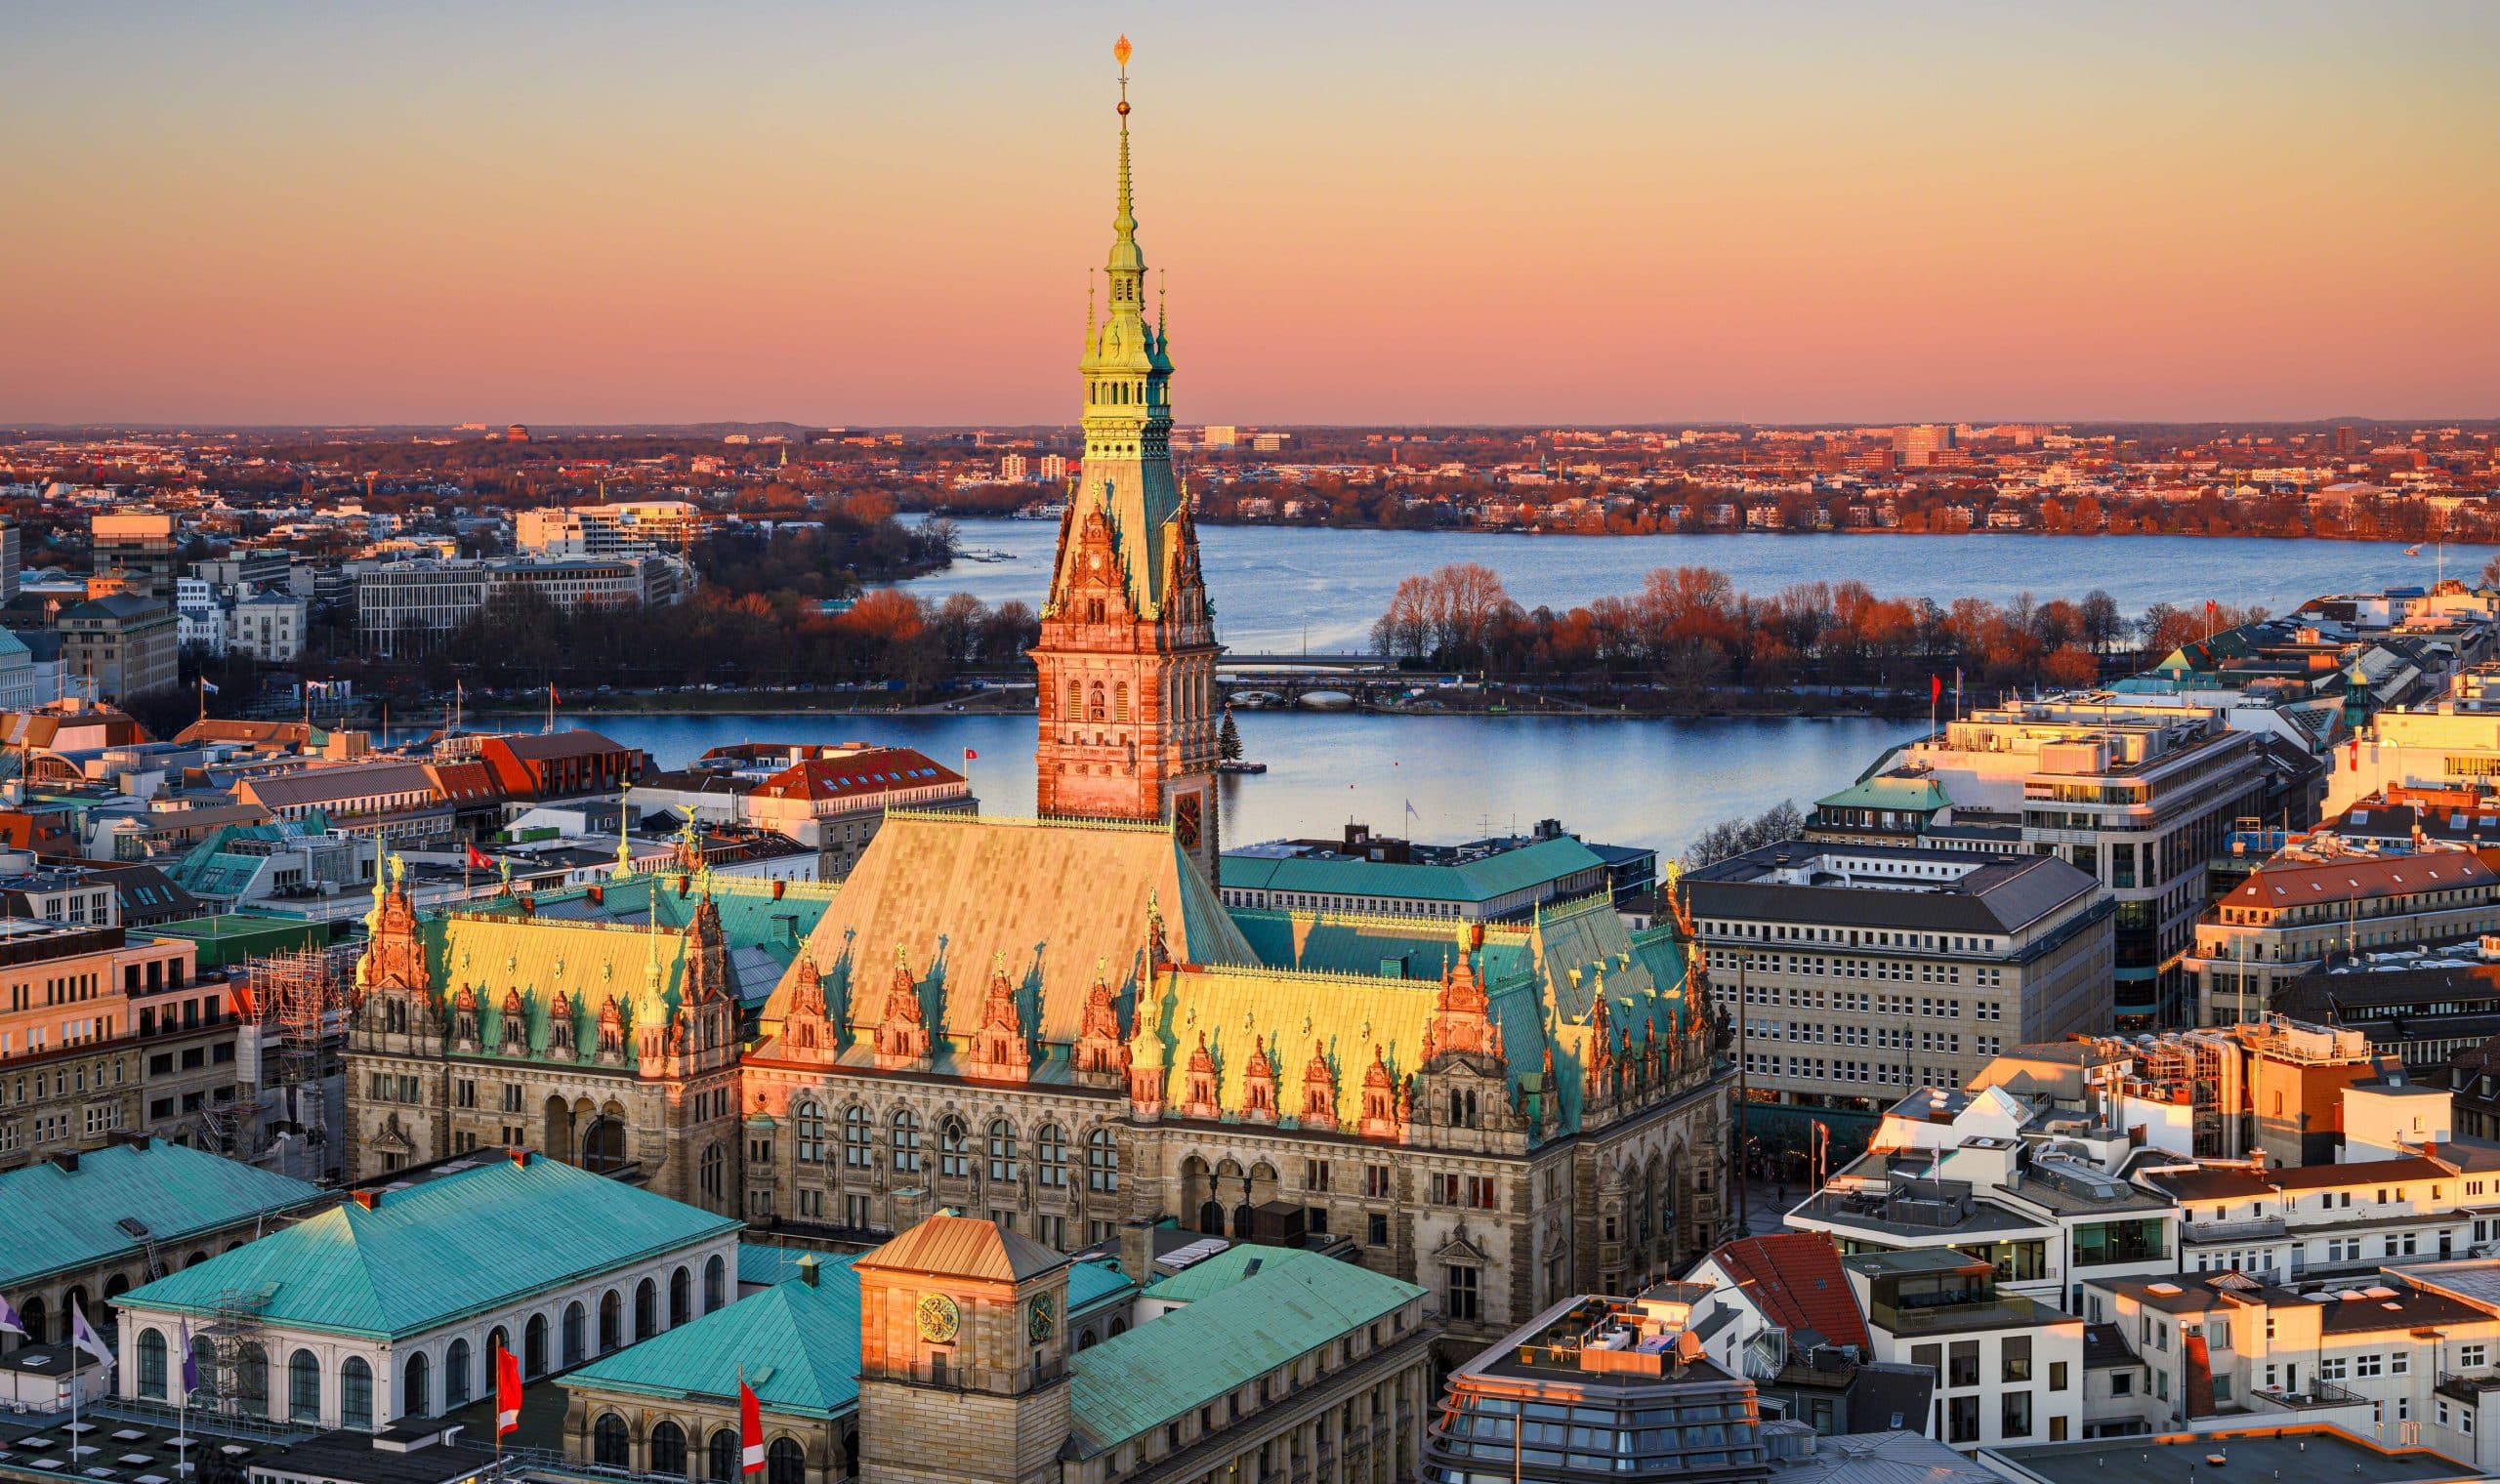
top-left (1070, 1249), bottom-right (1424, 1453)
top-left (0, 1140), bottom-right (329, 1288)
top-left (1142, 1244), bottom-right (1321, 1305)
top-left (1065, 1257), bottom-right (1134, 1320)
top-left (1218, 836), bottom-right (1605, 905)
top-left (569, 1257), bottom-right (863, 1420)
top-left (120, 1155), bottom-right (739, 1340)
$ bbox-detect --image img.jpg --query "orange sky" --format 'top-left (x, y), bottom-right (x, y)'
top-left (3, 3), bottom-right (2494, 426)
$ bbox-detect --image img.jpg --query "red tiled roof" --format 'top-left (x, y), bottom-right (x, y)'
top-left (753, 748), bottom-right (963, 803)
top-left (1708, 1231), bottom-right (1869, 1350)
top-left (2227, 848), bottom-right (2500, 909)
top-left (2264, 1154), bottom-right (2444, 1191)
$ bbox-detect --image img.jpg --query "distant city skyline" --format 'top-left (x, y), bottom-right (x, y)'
top-left (3, 2), bottom-right (2495, 426)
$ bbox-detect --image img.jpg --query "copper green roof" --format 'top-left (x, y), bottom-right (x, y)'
top-left (0, 1141), bottom-right (329, 1288)
top-left (121, 1155), bottom-right (739, 1340)
top-left (1066, 1257), bottom-right (1135, 1319)
top-left (1069, 1251), bottom-right (1424, 1453)
top-left (1154, 896), bottom-right (1700, 1137)
top-left (1142, 1244), bottom-right (1321, 1305)
top-left (1813, 773), bottom-right (1950, 814)
top-left (569, 1258), bottom-right (862, 1420)
top-left (1217, 835), bottom-right (1606, 905)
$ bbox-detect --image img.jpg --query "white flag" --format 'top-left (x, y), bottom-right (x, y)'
top-left (70, 1300), bottom-right (113, 1371)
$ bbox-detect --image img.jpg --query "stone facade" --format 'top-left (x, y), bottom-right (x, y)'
top-left (343, 863), bottom-right (784, 1215)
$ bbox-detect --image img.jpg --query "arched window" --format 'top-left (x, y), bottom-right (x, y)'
top-left (1086, 1128), bottom-right (1120, 1193)
top-left (1077, 1330), bottom-right (1100, 1351)
top-left (704, 1254), bottom-right (728, 1313)
top-left (891, 1109), bottom-right (922, 1173)
top-left (238, 1341), bottom-right (271, 1417)
top-left (1035, 1123), bottom-right (1069, 1189)
top-left (443, 1339), bottom-right (472, 1409)
top-left (708, 1429), bottom-right (739, 1483)
top-left (670, 1266), bottom-right (692, 1327)
top-left (524, 1314), bottom-right (549, 1378)
top-left (1109, 1316), bottom-right (1129, 1338)
top-left (635, 1278), bottom-right (659, 1340)
top-left (700, 1143), bottom-right (726, 1201)
top-left (1113, 681), bottom-right (1130, 721)
top-left (794, 1099), bottom-right (824, 1163)
top-left (599, 1290), bottom-right (623, 1354)
top-left (843, 1105), bottom-right (872, 1168)
top-left (939, 1115), bottom-right (971, 1177)
top-left (341, 1357), bottom-right (373, 1430)
top-left (1088, 683), bottom-right (1105, 722)
top-left (563, 1300), bottom-right (588, 1367)
top-left (986, 1119), bottom-right (1019, 1183)
top-left (136, 1329), bottom-right (167, 1400)
top-left (289, 1349), bottom-right (321, 1422)
top-left (768, 1437), bottom-right (806, 1484)
top-left (594, 1414), bottom-right (631, 1468)
top-left (401, 1350), bottom-right (431, 1419)
top-left (651, 1421), bottom-right (688, 1476)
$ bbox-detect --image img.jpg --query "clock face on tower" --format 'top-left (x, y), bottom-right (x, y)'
top-left (915, 1292), bottom-right (961, 1345)
top-left (1174, 792), bottom-right (1202, 848)
top-left (1027, 1295), bottom-right (1056, 1342)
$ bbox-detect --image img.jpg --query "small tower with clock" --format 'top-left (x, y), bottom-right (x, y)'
top-left (854, 1212), bottom-right (1075, 1484)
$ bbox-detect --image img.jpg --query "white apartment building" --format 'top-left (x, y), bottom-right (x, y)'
top-left (1786, 1086), bottom-right (2181, 1315)
top-left (515, 501), bottom-right (703, 558)
top-left (2084, 1267), bottom-right (2499, 1441)
top-left (1846, 1248), bottom-right (2086, 1451)
top-left (354, 556), bottom-right (690, 657)
top-left (228, 589), bottom-right (308, 663)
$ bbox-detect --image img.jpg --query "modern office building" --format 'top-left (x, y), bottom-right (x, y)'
top-left (90, 512), bottom-right (179, 598)
top-left (1891, 697), bottom-right (2272, 1027)
top-left (1686, 842), bottom-right (2109, 1128)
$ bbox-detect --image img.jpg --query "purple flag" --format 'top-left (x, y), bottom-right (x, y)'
top-left (69, 1300), bottom-right (112, 1371)
top-left (0, 1294), bottom-right (23, 1340)
top-left (179, 1318), bottom-right (199, 1395)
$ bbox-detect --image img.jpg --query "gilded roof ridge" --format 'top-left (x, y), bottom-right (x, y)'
top-left (887, 807), bottom-right (1173, 837)
top-left (1185, 961), bottom-right (1440, 989)
top-left (439, 909), bottom-right (691, 940)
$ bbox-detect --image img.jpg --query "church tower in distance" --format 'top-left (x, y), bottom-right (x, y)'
top-left (1032, 33), bottom-right (1222, 881)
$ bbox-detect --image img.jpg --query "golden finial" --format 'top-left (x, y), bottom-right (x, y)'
top-left (1114, 34), bottom-right (1132, 116)
top-left (1114, 34), bottom-right (1132, 70)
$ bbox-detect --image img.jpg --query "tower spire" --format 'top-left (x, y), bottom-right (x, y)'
top-left (1113, 34), bottom-right (1137, 256)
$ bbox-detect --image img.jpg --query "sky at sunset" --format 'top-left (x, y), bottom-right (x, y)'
top-left (4, 2), bottom-right (2496, 428)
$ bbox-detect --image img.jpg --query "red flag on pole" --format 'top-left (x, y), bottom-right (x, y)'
top-left (963, 748), bottom-right (978, 763)
top-left (466, 844), bottom-right (493, 871)
top-left (1929, 675), bottom-right (1942, 706)
top-left (495, 1345), bottom-right (521, 1438)
top-left (740, 1379), bottom-right (766, 1473)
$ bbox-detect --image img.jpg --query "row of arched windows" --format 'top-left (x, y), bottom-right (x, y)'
top-left (131, 1254), bottom-right (730, 1428)
top-left (593, 1413), bottom-right (807, 1484)
top-left (1088, 380), bottom-right (1150, 407)
top-left (792, 1102), bottom-right (1118, 1193)
top-left (1068, 680), bottom-right (1132, 722)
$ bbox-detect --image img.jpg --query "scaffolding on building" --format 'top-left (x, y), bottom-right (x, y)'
top-left (239, 945), bottom-right (354, 1176)
top-left (191, 1285), bottom-right (277, 1419)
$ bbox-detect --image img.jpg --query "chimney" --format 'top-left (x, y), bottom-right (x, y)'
top-left (352, 1189), bottom-right (378, 1210)
top-left (796, 1254), bottom-right (820, 1288)
top-left (772, 878), bottom-right (786, 900)
top-left (510, 1147), bottom-right (531, 1169)
top-left (51, 1149), bottom-right (79, 1174)
top-left (588, 884), bottom-right (604, 905)
top-left (1119, 1217), bottom-right (1157, 1286)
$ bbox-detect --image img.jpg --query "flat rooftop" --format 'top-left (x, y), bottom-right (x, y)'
top-left (1985, 1427), bottom-right (2475, 1484)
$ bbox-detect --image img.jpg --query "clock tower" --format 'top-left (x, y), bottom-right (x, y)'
top-left (854, 1213), bottom-right (1074, 1484)
top-left (1031, 33), bottom-right (1223, 882)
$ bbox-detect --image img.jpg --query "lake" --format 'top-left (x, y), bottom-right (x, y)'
top-left (591, 709), bottom-right (1907, 860)
top-left (898, 517), bottom-right (2494, 653)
